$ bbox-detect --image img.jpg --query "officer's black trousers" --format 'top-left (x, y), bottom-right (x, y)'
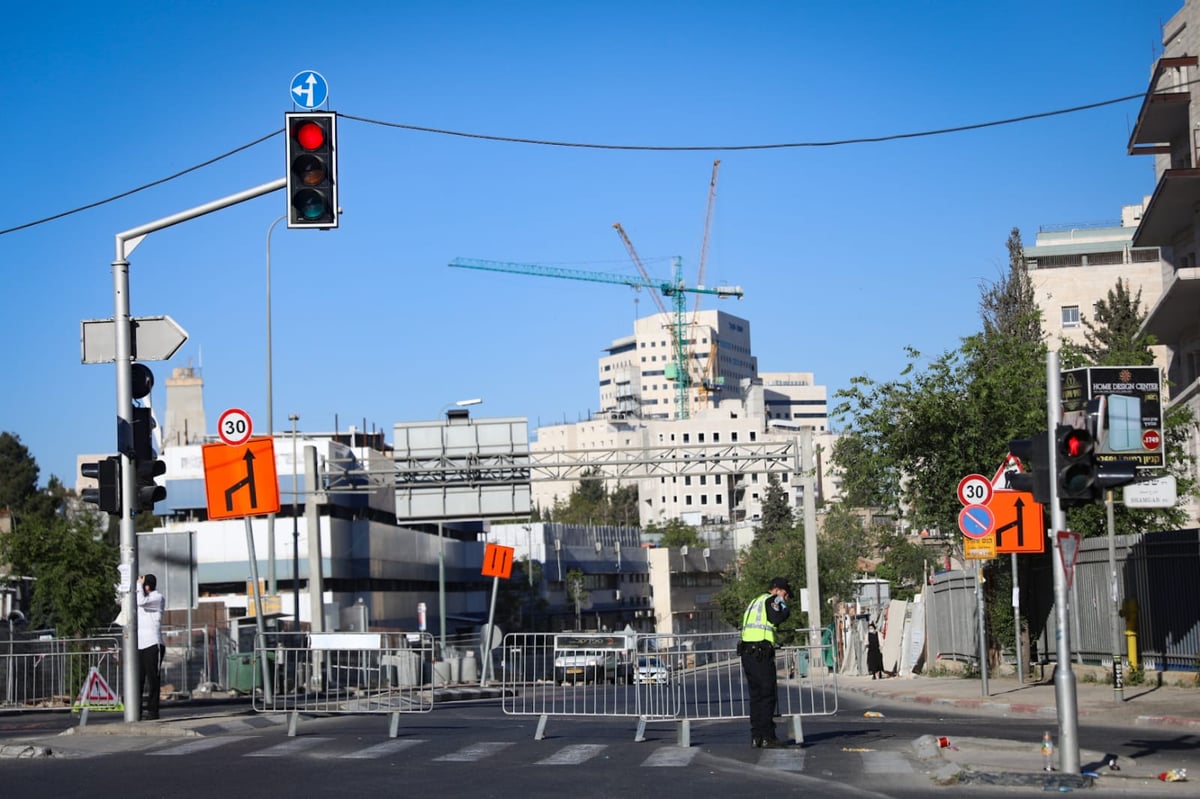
top-left (741, 647), bottom-right (778, 739)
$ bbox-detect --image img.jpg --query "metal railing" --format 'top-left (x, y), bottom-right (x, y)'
top-left (1, 635), bottom-right (122, 711)
top-left (251, 631), bottom-right (435, 737)
top-left (499, 631), bottom-right (837, 746)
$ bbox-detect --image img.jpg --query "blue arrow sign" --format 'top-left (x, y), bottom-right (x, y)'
top-left (958, 503), bottom-right (995, 540)
top-left (290, 70), bottom-right (329, 109)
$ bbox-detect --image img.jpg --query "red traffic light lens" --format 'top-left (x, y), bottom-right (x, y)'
top-left (1064, 432), bottom-right (1085, 457)
top-left (295, 121), bottom-right (326, 151)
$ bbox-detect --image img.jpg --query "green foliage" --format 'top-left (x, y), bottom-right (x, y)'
top-left (1, 512), bottom-right (119, 636)
top-left (0, 432), bottom-right (60, 524)
top-left (546, 470), bottom-right (640, 526)
top-left (644, 518), bottom-right (702, 549)
top-left (831, 228), bottom-right (1047, 544)
top-left (872, 527), bottom-right (929, 601)
top-left (716, 496), bottom-right (873, 641)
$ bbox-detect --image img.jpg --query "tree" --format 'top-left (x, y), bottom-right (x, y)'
top-left (548, 471), bottom-right (640, 526)
top-left (565, 568), bottom-right (588, 631)
top-left (1, 511), bottom-right (119, 636)
top-left (645, 518), bottom-right (703, 549)
top-left (0, 432), bottom-right (58, 524)
top-left (831, 228), bottom-right (1047, 544)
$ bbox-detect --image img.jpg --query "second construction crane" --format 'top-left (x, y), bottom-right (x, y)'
top-left (448, 256), bottom-right (743, 420)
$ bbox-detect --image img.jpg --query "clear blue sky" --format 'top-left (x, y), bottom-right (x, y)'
top-left (3, 0), bottom-right (1184, 486)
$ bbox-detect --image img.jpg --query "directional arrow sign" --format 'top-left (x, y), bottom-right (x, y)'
top-left (201, 438), bottom-right (280, 520)
top-left (81, 316), bottom-right (188, 364)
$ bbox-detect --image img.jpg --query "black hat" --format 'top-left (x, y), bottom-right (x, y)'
top-left (769, 577), bottom-right (792, 596)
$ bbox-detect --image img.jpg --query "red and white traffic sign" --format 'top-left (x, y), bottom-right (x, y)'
top-left (957, 474), bottom-right (993, 507)
top-left (217, 408), bottom-right (253, 447)
top-left (1057, 530), bottom-right (1082, 589)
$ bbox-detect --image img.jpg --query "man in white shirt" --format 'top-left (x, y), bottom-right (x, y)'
top-left (136, 574), bottom-right (165, 720)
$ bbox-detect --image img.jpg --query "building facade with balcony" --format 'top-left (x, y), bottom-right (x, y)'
top-left (1126, 1), bottom-right (1200, 527)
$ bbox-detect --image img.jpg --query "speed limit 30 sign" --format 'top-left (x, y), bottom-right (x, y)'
top-left (957, 474), bottom-right (993, 507)
top-left (217, 408), bottom-right (253, 447)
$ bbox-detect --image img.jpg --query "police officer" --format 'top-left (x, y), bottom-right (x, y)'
top-left (739, 576), bottom-right (792, 748)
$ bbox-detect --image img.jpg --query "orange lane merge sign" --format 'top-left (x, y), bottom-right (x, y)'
top-left (989, 490), bottom-right (1046, 554)
top-left (202, 438), bottom-right (281, 521)
top-left (481, 543), bottom-right (515, 579)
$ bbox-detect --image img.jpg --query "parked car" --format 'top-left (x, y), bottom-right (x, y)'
top-left (633, 655), bottom-right (671, 685)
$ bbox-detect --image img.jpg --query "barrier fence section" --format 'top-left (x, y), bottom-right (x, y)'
top-left (252, 631), bottom-right (434, 737)
top-left (499, 630), bottom-right (837, 746)
top-left (0, 635), bottom-right (122, 711)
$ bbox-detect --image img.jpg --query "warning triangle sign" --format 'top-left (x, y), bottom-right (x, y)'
top-left (1057, 530), bottom-right (1082, 590)
top-left (992, 454), bottom-right (1024, 490)
top-left (72, 667), bottom-right (123, 712)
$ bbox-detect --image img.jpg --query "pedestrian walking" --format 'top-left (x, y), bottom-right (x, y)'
top-left (739, 576), bottom-right (792, 748)
top-left (137, 574), bottom-right (166, 720)
top-left (866, 622), bottom-right (884, 679)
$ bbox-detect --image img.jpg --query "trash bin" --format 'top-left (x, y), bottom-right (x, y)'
top-left (226, 652), bottom-right (274, 694)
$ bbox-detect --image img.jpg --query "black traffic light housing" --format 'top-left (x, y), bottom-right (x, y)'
top-left (286, 112), bottom-right (338, 229)
top-left (80, 456), bottom-right (122, 515)
top-left (1007, 431), bottom-right (1050, 505)
top-left (132, 405), bottom-right (166, 513)
top-left (1056, 424), bottom-right (1096, 507)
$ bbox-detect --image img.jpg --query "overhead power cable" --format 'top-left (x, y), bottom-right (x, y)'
top-left (0, 88), bottom-right (1160, 238)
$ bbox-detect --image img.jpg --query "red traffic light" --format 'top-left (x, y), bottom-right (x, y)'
top-left (1060, 428), bottom-right (1092, 458)
top-left (294, 121), bottom-right (326, 151)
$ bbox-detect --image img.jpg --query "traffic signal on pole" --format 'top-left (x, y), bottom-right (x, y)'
top-left (80, 456), bottom-right (122, 515)
top-left (286, 112), bottom-right (338, 229)
top-left (1006, 432), bottom-right (1050, 505)
top-left (131, 405), bottom-right (166, 513)
top-left (1056, 424), bottom-right (1096, 507)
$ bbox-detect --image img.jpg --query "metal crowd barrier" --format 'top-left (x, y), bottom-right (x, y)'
top-left (251, 631), bottom-right (434, 737)
top-left (499, 630), bottom-right (838, 745)
top-left (0, 635), bottom-right (122, 711)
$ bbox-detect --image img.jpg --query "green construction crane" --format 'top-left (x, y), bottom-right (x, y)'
top-left (448, 256), bottom-right (744, 420)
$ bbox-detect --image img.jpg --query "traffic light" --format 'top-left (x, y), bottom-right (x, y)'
top-left (80, 456), bottom-right (121, 514)
top-left (1007, 431), bottom-right (1050, 505)
top-left (131, 406), bottom-right (166, 513)
top-left (285, 112), bottom-right (338, 229)
top-left (1056, 424), bottom-right (1095, 507)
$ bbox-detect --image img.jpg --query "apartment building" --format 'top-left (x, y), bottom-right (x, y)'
top-left (1125, 0), bottom-right (1200, 527)
top-left (1024, 205), bottom-right (1168, 374)
top-left (536, 309), bottom-right (839, 527)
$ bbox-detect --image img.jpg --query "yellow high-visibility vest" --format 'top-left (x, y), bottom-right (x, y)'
top-left (741, 593), bottom-right (776, 644)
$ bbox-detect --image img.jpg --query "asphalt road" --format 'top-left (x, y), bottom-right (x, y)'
top-left (3, 691), bottom-right (1196, 798)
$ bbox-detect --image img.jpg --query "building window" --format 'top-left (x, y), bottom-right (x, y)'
top-left (685, 495), bottom-right (693, 505)
top-left (1062, 305), bottom-right (1080, 328)
top-left (701, 495), bottom-right (708, 505)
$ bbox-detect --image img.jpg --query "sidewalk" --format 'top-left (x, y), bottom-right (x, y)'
top-left (837, 671), bottom-right (1200, 729)
top-left (839, 672), bottom-right (1200, 792)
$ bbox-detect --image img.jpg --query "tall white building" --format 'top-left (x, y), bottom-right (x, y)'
top-left (536, 310), bottom-right (838, 528)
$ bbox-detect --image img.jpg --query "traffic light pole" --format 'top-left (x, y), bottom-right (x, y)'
top-left (1045, 350), bottom-right (1080, 774)
top-left (112, 177), bottom-right (286, 722)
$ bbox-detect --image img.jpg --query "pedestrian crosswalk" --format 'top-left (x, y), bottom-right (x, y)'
top-left (141, 735), bottom-right (914, 775)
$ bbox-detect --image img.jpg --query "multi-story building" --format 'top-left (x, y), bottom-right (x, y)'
top-left (1024, 206), bottom-right (1168, 376)
top-left (1125, 0), bottom-right (1200, 527)
top-left (536, 309), bottom-right (839, 528)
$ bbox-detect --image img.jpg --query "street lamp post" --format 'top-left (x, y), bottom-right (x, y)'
top-left (435, 398), bottom-right (483, 652)
top-left (289, 413), bottom-right (300, 624)
top-left (266, 213), bottom-right (286, 596)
